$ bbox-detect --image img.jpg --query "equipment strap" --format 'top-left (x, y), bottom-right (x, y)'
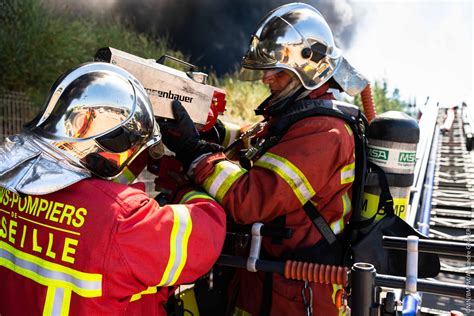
top-left (369, 161), bottom-right (395, 217)
top-left (303, 202), bottom-right (337, 245)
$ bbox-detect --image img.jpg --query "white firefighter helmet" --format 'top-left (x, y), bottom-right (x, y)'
top-left (26, 62), bottom-right (161, 179)
top-left (240, 2), bottom-right (367, 95)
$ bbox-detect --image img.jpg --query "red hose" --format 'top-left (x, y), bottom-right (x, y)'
top-left (284, 260), bottom-right (348, 286)
top-left (361, 84), bottom-right (377, 123)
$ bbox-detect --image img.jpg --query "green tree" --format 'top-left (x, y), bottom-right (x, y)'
top-left (0, 0), bottom-right (183, 106)
top-left (352, 79), bottom-right (408, 114)
top-left (209, 73), bottom-right (268, 123)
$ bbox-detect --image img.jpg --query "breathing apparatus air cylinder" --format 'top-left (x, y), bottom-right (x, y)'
top-left (361, 111), bottom-right (420, 221)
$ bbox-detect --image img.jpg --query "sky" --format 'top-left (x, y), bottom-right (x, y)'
top-left (345, 0), bottom-right (473, 110)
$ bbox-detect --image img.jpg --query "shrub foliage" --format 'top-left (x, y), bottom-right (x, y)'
top-left (0, 0), bottom-right (183, 105)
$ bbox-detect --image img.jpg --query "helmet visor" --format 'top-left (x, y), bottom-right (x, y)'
top-left (53, 139), bottom-right (141, 178)
top-left (240, 16), bottom-right (310, 83)
top-left (36, 71), bottom-right (136, 140)
top-left (240, 5), bottom-right (343, 90)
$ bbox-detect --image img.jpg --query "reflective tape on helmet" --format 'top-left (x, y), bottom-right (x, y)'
top-left (203, 161), bottom-right (247, 203)
top-left (222, 122), bottom-right (241, 147)
top-left (179, 190), bottom-right (216, 204)
top-left (157, 205), bottom-right (192, 286)
top-left (340, 162), bottom-right (355, 184)
top-left (254, 152), bottom-right (315, 205)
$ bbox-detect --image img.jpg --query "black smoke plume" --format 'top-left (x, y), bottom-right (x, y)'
top-left (48, 0), bottom-right (360, 75)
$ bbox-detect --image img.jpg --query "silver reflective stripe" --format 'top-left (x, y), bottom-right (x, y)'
top-left (158, 205), bottom-right (192, 286)
top-left (203, 161), bottom-right (246, 202)
top-left (51, 287), bottom-right (65, 315)
top-left (340, 162), bottom-right (355, 184)
top-left (255, 153), bottom-right (314, 204)
top-left (0, 247), bottom-right (101, 292)
top-left (223, 122), bottom-right (241, 147)
top-left (208, 162), bottom-right (243, 196)
top-left (330, 192), bottom-right (352, 235)
top-left (331, 220), bottom-right (343, 235)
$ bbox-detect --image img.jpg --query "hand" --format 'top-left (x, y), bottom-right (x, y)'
top-left (159, 100), bottom-right (223, 169)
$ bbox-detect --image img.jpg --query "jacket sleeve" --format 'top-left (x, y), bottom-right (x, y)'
top-left (108, 188), bottom-right (226, 300)
top-left (200, 119), bottom-right (242, 147)
top-left (194, 116), bottom-right (355, 224)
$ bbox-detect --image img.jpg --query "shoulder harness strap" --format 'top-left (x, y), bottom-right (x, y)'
top-left (258, 100), bottom-right (370, 264)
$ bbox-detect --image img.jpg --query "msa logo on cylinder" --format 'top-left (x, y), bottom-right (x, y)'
top-left (398, 152), bottom-right (416, 163)
top-left (368, 148), bottom-right (388, 161)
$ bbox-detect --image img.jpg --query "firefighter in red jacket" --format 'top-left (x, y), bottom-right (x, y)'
top-left (0, 62), bottom-right (226, 315)
top-left (159, 3), bottom-right (369, 315)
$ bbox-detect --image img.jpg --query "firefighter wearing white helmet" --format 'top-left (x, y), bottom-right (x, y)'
top-left (159, 3), bottom-right (369, 315)
top-left (0, 62), bottom-right (226, 315)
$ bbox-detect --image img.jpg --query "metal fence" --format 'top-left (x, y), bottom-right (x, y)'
top-left (0, 92), bottom-right (36, 141)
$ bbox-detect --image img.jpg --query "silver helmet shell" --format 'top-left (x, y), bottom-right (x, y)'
top-left (241, 2), bottom-right (367, 95)
top-left (26, 62), bottom-right (161, 179)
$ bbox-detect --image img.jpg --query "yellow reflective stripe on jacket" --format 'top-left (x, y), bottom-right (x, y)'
top-left (232, 306), bottom-right (252, 316)
top-left (344, 123), bottom-right (353, 136)
top-left (330, 192), bottom-right (351, 235)
top-left (43, 286), bottom-right (72, 316)
top-left (222, 121), bottom-right (241, 147)
top-left (130, 286), bottom-right (158, 302)
top-left (203, 161), bottom-right (247, 203)
top-left (158, 205), bottom-right (192, 286)
top-left (254, 152), bottom-right (315, 205)
top-left (340, 162), bottom-right (355, 184)
top-left (179, 190), bottom-right (216, 203)
top-left (0, 241), bottom-right (102, 297)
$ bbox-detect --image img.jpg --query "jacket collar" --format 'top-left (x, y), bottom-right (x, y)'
top-left (255, 83), bottom-right (334, 118)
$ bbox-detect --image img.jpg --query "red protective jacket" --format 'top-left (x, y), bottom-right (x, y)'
top-left (194, 87), bottom-right (355, 315)
top-left (0, 179), bottom-right (225, 315)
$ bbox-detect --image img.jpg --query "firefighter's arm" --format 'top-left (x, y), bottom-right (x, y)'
top-left (111, 189), bottom-right (226, 297)
top-left (194, 116), bottom-right (355, 224)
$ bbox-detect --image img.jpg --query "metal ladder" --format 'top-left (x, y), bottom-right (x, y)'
top-left (420, 108), bottom-right (473, 314)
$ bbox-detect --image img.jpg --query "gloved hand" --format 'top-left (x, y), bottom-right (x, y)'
top-left (159, 100), bottom-right (223, 169)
